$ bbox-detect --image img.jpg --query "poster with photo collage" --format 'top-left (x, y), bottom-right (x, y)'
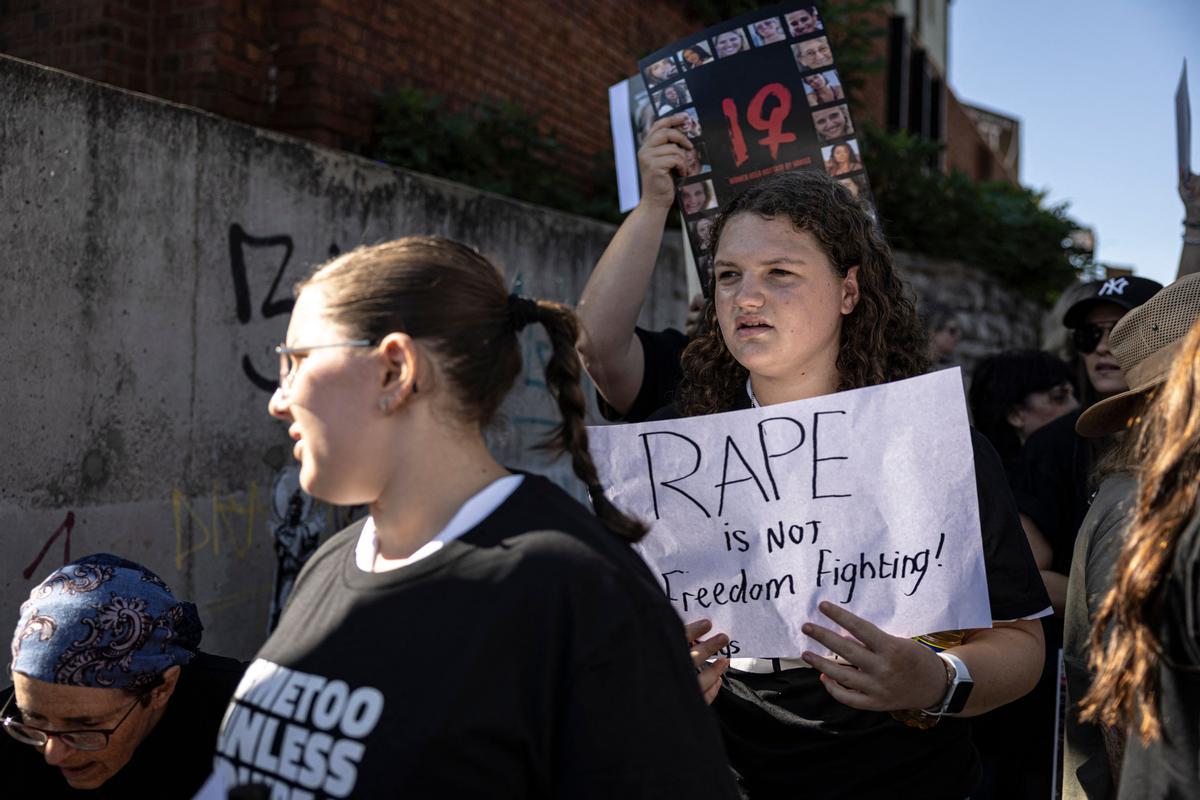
top-left (638, 2), bottom-right (871, 292)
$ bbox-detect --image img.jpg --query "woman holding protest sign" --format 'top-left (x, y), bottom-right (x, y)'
top-left (656, 170), bottom-right (1049, 798)
top-left (209, 238), bottom-right (737, 798)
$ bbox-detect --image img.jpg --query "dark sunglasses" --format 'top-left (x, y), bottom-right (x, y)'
top-left (1072, 322), bottom-right (1117, 354)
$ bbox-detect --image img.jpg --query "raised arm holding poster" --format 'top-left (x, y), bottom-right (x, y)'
top-left (638, 2), bottom-right (871, 291)
top-left (590, 368), bottom-right (992, 658)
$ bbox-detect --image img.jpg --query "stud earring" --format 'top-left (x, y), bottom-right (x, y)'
top-left (378, 396), bottom-right (390, 413)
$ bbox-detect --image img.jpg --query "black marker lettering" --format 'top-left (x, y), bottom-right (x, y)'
top-left (714, 435), bottom-right (769, 516)
top-left (640, 431), bottom-right (711, 519)
top-left (812, 410), bottom-right (852, 499)
top-left (757, 416), bottom-right (806, 500)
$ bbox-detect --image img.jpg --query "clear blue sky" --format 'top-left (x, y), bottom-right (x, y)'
top-left (949, 0), bottom-right (1199, 287)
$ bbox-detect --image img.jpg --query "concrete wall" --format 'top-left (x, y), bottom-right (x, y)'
top-left (0, 56), bottom-right (1041, 662)
top-left (897, 249), bottom-right (1044, 375)
top-left (0, 55), bottom-right (688, 659)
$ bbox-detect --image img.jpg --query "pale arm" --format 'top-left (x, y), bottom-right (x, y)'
top-left (802, 603), bottom-right (1044, 718)
top-left (1021, 512), bottom-right (1067, 615)
top-left (576, 115), bottom-right (691, 415)
top-left (952, 618), bottom-right (1044, 716)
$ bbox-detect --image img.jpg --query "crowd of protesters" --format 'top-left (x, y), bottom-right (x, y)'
top-left (3, 111), bottom-right (1200, 800)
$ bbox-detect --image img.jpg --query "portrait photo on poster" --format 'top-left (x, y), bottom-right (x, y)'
top-left (823, 139), bottom-right (862, 177)
top-left (749, 16), bottom-right (788, 47)
top-left (632, 93), bottom-right (655, 148)
top-left (785, 6), bottom-right (823, 37)
top-left (713, 28), bottom-right (751, 59)
top-left (680, 179), bottom-right (718, 216)
top-left (680, 107), bottom-right (703, 138)
top-left (802, 69), bottom-right (844, 106)
top-left (838, 173), bottom-right (870, 201)
top-left (812, 103), bottom-right (854, 142)
top-left (653, 82), bottom-right (691, 114)
top-left (696, 252), bottom-right (714, 293)
top-left (684, 141), bottom-right (712, 177)
top-left (644, 56), bottom-right (678, 87)
top-left (678, 42), bottom-right (714, 70)
top-left (689, 215), bottom-right (717, 252)
top-left (793, 35), bottom-right (834, 71)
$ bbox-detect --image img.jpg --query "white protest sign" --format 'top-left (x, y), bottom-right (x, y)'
top-left (588, 369), bottom-right (991, 657)
top-left (609, 74), bottom-right (653, 213)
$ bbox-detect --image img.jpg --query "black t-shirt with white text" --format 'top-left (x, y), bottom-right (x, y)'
top-left (214, 474), bottom-right (738, 799)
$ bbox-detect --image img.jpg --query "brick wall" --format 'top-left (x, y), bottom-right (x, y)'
top-left (1, 1), bottom-right (1013, 188)
top-left (1, 0), bottom-right (702, 182)
top-left (944, 90), bottom-right (1018, 184)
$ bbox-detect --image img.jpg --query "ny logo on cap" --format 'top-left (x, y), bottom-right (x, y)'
top-left (1098, 277), bottom-right (1129, 296)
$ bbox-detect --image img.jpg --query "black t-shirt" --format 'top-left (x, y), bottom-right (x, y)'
top-left (1118, 508), bottom-right (1200, 798)
top-left (596, 327), bottom-right (689, 424)
top-left (2, 652), bottom-right (245, 799)
top-left (651, 394), bottom-right (1050, 799)
top-left (214, 474), bottom-right (738, 800)
top-left (1015, 408), bottom-right (1094, 575)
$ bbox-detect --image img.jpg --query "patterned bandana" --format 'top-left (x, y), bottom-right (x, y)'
top-left (10, 553), bottom-right (202, 689)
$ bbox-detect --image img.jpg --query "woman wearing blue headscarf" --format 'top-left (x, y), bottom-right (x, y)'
top-left (2, 554), bottom-right (243, 797)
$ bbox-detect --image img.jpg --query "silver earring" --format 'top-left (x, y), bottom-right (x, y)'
top-left (378, 397), bottom-right (390, 413)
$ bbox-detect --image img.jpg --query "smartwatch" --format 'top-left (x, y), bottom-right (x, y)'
top-left (924, 651), bottom-right (974, 716)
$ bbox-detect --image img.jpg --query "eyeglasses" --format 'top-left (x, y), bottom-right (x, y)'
top-left (1072, 322), bottom-right (1117, 354)
top-left (1, 691), bottom-right (141, 752)
top-left (274, 340), bottom-right (375, 397)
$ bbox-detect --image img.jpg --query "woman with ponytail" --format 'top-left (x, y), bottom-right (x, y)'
top-left (210, 237), bottom-right (737, 798)
top-left (1081, 313), bottom-right (1200, 798)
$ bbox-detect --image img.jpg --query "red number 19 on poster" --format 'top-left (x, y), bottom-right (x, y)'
top-left (722, 83), bottom-right (798, 167)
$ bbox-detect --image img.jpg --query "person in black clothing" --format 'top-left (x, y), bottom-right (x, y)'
top-left (967, 350), bottom-right (1078, 799)
top-left (211, 237), bottom-right (737, 798)
top-left (1017, 276), bottom-right (1160, 615)
top-left (654, 170), bottom-right (1049, 799)
top-left (968, 349), bottom-right (1078, 480)
top-left (2, 553), bottom-right (243, 798)
top-left (1081, 314), bottom-right (1200, 798)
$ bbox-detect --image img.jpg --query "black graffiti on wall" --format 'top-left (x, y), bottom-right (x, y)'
top-left (229, 224), bottom-right (341, 392)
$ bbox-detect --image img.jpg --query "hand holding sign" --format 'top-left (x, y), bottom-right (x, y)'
top-left (640, 115), bottom-right (695, 209)
top-left (800, 601), bottom-right (946, 712)
top-left (685, 618), bottom-right (730, 704)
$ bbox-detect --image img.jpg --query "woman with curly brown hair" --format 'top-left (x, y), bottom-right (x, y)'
top-left (1081, 313), bottom-right (1200, 798)
top-left (206, 237), bottom-right (737, 798)
top-left (660, 170), bottom-right (1049, 798)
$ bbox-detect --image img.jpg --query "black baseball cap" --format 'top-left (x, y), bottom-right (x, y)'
top-left (1062, 276), bottom-right (1163, 329)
